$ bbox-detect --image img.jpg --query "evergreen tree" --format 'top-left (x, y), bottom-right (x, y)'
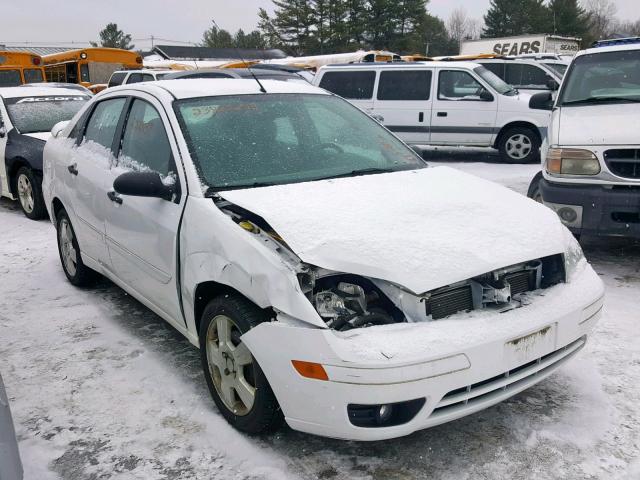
top-left (548, 0), bottom-right (590, 37)
top-left (411, 14), bottom-right (458, 56)
top-left (483, 0), bottom-right (551, 37)
top-left (201, 23), bottom-right (235, 48)
top-left (91, 23), bottom-right (134, 50)
top-left (270, 0), bottom-right (316, 55)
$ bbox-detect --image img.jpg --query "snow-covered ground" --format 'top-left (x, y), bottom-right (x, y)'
top-left (1, 155), bottom-right (639, 479)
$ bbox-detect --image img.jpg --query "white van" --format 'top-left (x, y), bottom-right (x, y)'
top-left (474, 58), bottom-right (564, 95)
top-left (530, 38), bottom-right (640, 238)
top-left (107, 70), bottom-right (173, 88)
top-left (314, 62), bottom-right (550, 163)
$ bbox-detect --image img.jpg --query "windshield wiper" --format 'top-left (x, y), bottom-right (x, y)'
top-left (562, 96), bottom-right (640, 106)
top-left (319, 167), bottom-right (394, 180)
top-left (209, 181), bottom-right (275, 192)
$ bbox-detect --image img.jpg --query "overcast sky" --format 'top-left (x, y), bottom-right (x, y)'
top-left (1, 0), bottom-right (638, 51)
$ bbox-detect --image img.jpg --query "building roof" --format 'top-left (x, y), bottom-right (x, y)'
top-left (152, 45), bottom-right (287, 61)
top-left (0, 45), bottom-right (83, 56)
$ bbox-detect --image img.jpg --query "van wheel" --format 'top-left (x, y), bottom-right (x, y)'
top-left (498, 127), bottom-right (540, 163)
top-left (56, 209), bottom-right (100, 286)
top-left (199, 294), bottom-right (283, 435)
top-left (14, 167), bottom-right (46, 220)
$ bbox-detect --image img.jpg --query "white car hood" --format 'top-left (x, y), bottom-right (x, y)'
top-left (221, 167), bottom-right (567, 294)
top-left (22, 132), bottom-right (50, 141)
top-left (558, 104), bottom-right (639, 145)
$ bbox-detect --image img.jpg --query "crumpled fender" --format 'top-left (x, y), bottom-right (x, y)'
top-left (179, 197), bottom-right (327, 334)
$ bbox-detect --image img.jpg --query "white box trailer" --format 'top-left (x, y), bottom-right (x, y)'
top-left (460, 35), bottom-right (581, 56)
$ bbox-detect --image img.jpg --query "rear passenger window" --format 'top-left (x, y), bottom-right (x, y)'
top-left (83, 98), bottom-right (126, 150)
top-left (119, 99), bottom-right (172, 175)
top-left (505, 64), bottom-right (549, 89)
top-left (126, 73), bottom-right (143, 84)
top-left (319, 71), bottom-right (376, 99)
top-left (480, 63), bottom-right (505, 79)
top-left (377, 70), bottom-right (431, 100)
top-left (108, 72), bottom-right (126, 88)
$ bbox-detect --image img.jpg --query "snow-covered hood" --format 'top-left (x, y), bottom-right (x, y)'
top-left (22, 132), bottom-right (50, 141)
top-left (221, 167), bottom-right (568, 294)
top-left (557, 104), bottom-right (639, 145)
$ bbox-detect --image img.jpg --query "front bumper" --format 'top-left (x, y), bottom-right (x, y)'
top-left (243, 264), bottom-right (604, 441)
top-left (540, 179), bottom-right (640, 237)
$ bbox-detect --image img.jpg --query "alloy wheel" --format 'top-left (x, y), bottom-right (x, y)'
top-left (59, 218), bottom-right (78, 277)
top-left (17, 173), bottom-right (34, 214)
top-left (505, 134), bottom-right (532, 160)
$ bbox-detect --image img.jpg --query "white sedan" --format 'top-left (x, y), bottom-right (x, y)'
top-left (42, 79), bottom-right (604, 441)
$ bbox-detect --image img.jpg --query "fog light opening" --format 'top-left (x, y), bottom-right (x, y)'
top-left (558, 207), bottom-right (578, 223)
top-left (376, 404), bottom-right (393, 425)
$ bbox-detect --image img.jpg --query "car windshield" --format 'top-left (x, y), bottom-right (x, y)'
top-left (473, 66), bottom-right (516, 95)
top-left (559, 50), bottom-right (640, 105)
top-left (544, 62), bottom-right (567, 76)
top-left (175, 93), bottom-right (426, 191)
top-left (5, 95), bottom-right (89, 134)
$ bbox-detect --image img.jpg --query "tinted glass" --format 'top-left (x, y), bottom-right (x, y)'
top-left (84, 98), bottom-right (126, 150)
top-left (109, 72), bottom-right (126, 87)
top-left (5, 95), bottom-right (89, 134)
top-left (0, 70), bottom-right (22, 87)
top-left (559, 50), bottom-right (640, 105)
top-left (544, 62), bottom-right (567, 76)
top-left (438, 70), bottom-right (484, 100)
top-left (377, 70), bottom-right (431, 100)
top-left (505, 64), bottom-right (549, 89)
top-left (119, 99), bottom-right (172, 175)
top-left (479, 62), bottom-right (504, 78)
top-left (474, 66), bottom-right (514, 95)
top-left (23, 69), bottom-right (44, 83)
top-left (126, 73), bottom-right (144, 84)
top-left (319, 71), bottom-right (376, 99)
top-left (175, 93), bottom-right (424, 191)
top-left (142, 74), bottom-right (154, 82)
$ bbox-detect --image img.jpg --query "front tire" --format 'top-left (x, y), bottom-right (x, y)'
top-left (14, 167), bottom-right (46, 220)
top-left (527, 171), bottom-right (543, 202)
top-left (56, 209), bottom-right (100, 286)
top-left (498, 127), bottom-right (540, 164)
top-left (199, 294), bottom-right (283, 434)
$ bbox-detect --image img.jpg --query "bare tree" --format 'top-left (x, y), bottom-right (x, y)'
top-left (447, 7), bottom-right (469, 43)
top-left (611, 19), bottom-right (640, 36)
top-left (466, 19), bottom-right (483, 40)
top-left (584, 0), bottom-right (618, 39)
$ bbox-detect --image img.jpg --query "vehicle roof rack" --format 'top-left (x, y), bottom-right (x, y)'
top-left (592, 37), bottom-right (640, 48)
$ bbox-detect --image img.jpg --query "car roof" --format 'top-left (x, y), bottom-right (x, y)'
top-left (317, 61), bottom-right (480, 70)
top-left (0, 86), bottom-right (90, 99)
top-left (577, 43), bottom-right (640, 57)
top-left (105, 78), bottom-right (328, 100)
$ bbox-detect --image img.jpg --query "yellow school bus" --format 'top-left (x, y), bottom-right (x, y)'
top-left (43, 48), bottom-right (142, 92)
top-left (0, 51), bottom-right (46, 86)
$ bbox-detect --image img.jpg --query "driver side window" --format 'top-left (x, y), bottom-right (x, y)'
top-left (438, 70), bottom-right (485, 101)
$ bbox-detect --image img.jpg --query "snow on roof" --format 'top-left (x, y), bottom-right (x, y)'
top-left (114, 78), bottom-right (327, 100)
top-left (0, 86), bottom-right (89, 99)
top-left (317, 61), bottom-right (482, 70)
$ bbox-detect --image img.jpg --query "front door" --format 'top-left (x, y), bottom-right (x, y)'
top-left (64, 97), bottom-right (126, 264)
top-left (372, 69), bottom-right (433, 144)
top-left (104, 95), bottom-right (185, 324)
top-left (430, 69), bottom-right (498, 146)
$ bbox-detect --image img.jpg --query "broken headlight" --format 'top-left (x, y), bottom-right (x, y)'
top-left (299, 271), bottom-right (405, 331)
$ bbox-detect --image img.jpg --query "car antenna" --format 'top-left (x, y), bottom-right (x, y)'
top-left (211, 18), bottom-right (266, 93)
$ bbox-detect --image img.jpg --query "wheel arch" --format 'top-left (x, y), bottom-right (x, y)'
top-left (7, 157), bottom-right (32, 196)
top-left (493, 121), bottom-right (542, 149)
top-left (51, 197), bottom-right (66, 225)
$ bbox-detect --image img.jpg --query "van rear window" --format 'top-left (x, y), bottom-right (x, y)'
top-left (319, 71), bottom-right (375, 99)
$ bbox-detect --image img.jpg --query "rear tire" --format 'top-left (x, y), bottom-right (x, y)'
top-left (199, 294), bottom-right (283, 435)
top-left (55, 209), bottom-right (100, 286)
top-left (14, 167), bottom-right (46, 220)
top-left (498, 127), bottom-right (540, 164)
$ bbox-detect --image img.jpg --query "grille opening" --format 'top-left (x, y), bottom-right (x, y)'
top-left (604, 149), bottom-right (640, 179)
top-left (425, 286), bottom-right (473, 320)
top-left (431, 337), bottom-right (586, 416)
top-left (611, 212), bottom-right (640, 224)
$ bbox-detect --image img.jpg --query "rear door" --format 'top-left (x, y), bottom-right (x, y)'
top-left (430, 68), bottom-right (498, 146)
top-left (372, 69), bottom-right (432, 144)
top-left (0, 99), bottom-right (10, 198)
top-left (64, 96), bottom-right (127, 264)
top-left (104, 94), bottom-right (186, 324)
top-left (317, 69), bottom-right (376, 113)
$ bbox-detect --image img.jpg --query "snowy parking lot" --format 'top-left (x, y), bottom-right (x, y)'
top-left (1, 152), bottom-right (639, 480)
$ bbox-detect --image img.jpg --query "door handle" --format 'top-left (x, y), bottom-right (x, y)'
top-left (67, 163), bottom-right (78, 175)
top-left (418, 112), bottom-right (424, 122)
top-left (107, 190), bottom-right (123, 204)
top-left (437, 112), bottom-right (448, 117)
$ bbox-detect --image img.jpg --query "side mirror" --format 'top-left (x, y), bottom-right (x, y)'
top-left (529, 91), bottom-right (554, 110)
top-left (546, 78), bottom-right (559, 91)
top-left (51, 120), bottom-right (70, 139)
top-left (479, 89), bottom-right (494, 101)
top-left (113, 171), bottom-right (175, 201)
